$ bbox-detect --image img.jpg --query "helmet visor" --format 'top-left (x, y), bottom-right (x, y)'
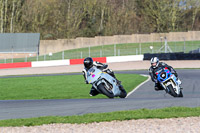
top-left (151, 62), bottom-right (157, 67)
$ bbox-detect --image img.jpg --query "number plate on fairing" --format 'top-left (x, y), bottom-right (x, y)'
top-left (166, 82), bottom-right (171, 86)
top-left (164, 80), bottom-right (171, 86)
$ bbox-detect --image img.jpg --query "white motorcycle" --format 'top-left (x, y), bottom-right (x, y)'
top-left (86, 66), bottom-right (127, 98)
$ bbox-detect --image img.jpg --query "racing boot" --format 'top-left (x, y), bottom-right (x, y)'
top-left (155, 86), bottom-right (159, 91)
top-left (119, 85), bottom-right (126, 93)
top-left (154, 83), bottom-right (164, 91)
top-left (89, 87), bottom-right (99, 96)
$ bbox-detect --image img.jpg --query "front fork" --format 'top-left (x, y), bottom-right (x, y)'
top-left (161, 83), bottom-right (170, 93)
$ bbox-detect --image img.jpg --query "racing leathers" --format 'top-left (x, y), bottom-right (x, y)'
top-left (149, 62), bottom-right (178, 91)
top-left (82, 61), bottom-right (119, 96)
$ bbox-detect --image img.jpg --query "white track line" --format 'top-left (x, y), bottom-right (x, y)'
top-left (126, 75), bottom-right (151, 98)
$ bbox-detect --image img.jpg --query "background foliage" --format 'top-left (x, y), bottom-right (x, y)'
top-left (0, 0), bottom-right (200, 39)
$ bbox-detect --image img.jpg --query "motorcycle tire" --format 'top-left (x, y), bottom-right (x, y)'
top-left (168, 84), bottom-right (178, 97)
top-left (119, 85), bottom-right (127, 98)
top-left (97, 83), bottom-right (114, 98)
top-left (178, 90), bottom-right (183, 97)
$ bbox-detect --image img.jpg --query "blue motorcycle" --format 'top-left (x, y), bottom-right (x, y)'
top-left (156, 67), bottom-right (183, 97)
top-left (86, 66), bottom-right (127, 98)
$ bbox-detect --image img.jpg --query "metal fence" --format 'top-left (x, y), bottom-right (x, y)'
top-left (0, 39), bottom-right (200, 63)
top-left (0, 33), bottom-right (40, 53)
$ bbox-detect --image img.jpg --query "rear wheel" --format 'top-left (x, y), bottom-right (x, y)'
top-left (119, 85), bottom-right (127, 98)
top-left (178, 90), bottom-right (183, 97)
top-left (97, 83), bottom-right (114, 98)
top-left (168, 85), bottom-right (178, 97)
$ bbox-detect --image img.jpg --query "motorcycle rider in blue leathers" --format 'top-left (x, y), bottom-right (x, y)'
top-left (148, 57), bottom-right (181, 91)
top-left (82, 57), bottom-right (121, 96)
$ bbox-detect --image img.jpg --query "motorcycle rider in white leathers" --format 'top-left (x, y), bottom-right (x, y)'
top-left (82, 57), bottom-right (121, 96)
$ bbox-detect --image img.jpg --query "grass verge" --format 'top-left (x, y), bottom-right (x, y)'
top-left (0, 107), bottom-right (199, 127)
top-left (0, 74), bottom-right (147, 100)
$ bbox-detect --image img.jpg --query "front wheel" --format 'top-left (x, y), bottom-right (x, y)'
top-left (97, 83), bottom-right (114, 98)
top-left (168, 84), bottom-right (178, 97)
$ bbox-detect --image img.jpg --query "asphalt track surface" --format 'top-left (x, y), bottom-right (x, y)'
top-left (0, 69), bottom-right (200, 120)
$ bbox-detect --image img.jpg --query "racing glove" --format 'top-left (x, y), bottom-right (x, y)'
top-left (173, 73), bottom-right (178, 77)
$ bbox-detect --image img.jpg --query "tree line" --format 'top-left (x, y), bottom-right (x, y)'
top-left (0, 0), bottom-right (199, 39)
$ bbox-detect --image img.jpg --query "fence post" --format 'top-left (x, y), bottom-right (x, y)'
top-left (89, 46), bottom-right (90, 57)
top-left (183, 37), bottom-right (186, 53)
top-left (4, 58), bottom-right (6, 63)
top-left (136, 48), bottom-right (138, 55)
top-left (37, 54), bottom-right (39, 61)
top-left (100, 50), bottom-right (102, 57)
top-left (175, 41), bottom-right (177, 52)
top-left (25, 56), bottom-right (27, 62)
top-left (102, 45), bottom-right (104, 57)
top-left (81, 51), bottom-right (83, 58)
top-left (62, 51), bottom-right (64, 60)
top-left (192, 40), bottom-right (194, 52)
top-left (11, 46), bottom-right (14, 63)
top-left (139, 42), bottom-right (141, 54)
top-left (114, 44), bottom-right (116, 56)
top-left (118, 49), bottom-right (120, 56)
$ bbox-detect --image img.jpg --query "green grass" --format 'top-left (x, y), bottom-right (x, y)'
top-left (1, 40), bottom-right (200, 63)
top-left (0, 74), bottom-right (147, 100)
top-left (0, 107), bottom-right (199, 127)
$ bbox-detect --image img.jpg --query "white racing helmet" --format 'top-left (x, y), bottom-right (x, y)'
top-left (150, 57), bottom-right (159, 68)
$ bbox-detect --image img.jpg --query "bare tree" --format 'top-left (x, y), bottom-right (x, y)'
top-left (0, 0), bottom-right (4, 33)
top-left (10, 0), bottom-right (16, 32)
top-left (187, 0), bottom-right (200, 30)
